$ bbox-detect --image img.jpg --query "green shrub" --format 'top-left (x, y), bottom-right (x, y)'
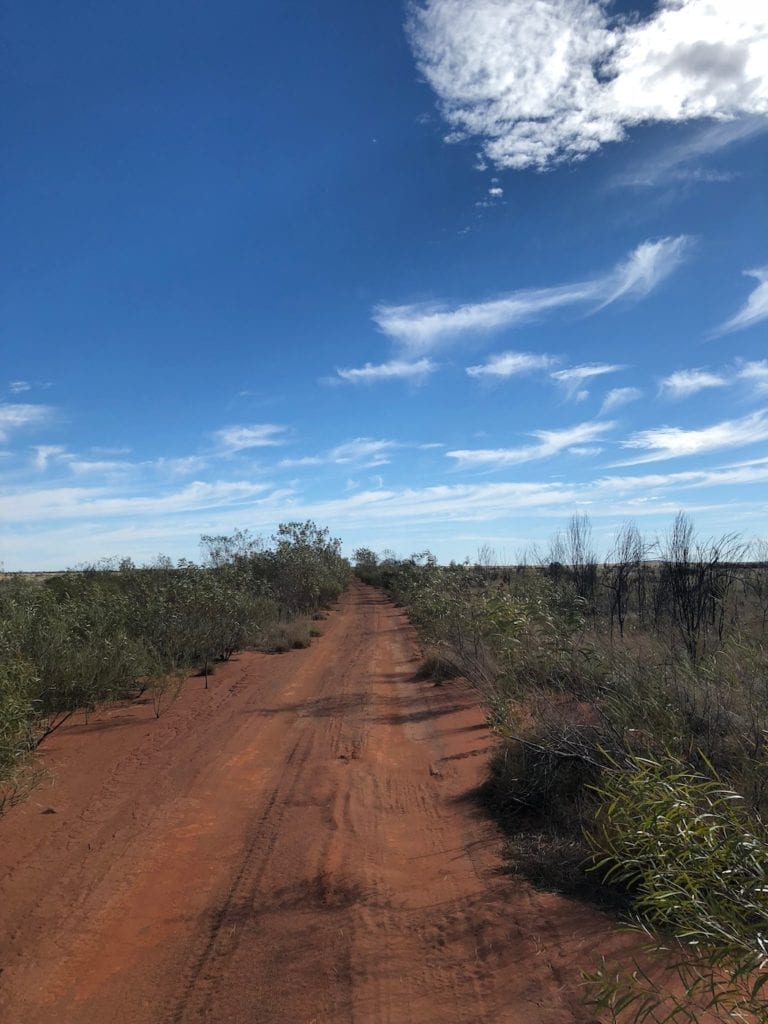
top-left (586, 753), bottom-right (768, 1023)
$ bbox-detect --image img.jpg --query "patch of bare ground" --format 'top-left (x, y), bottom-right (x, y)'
top-left (0, 581), bottom-right (634, 1023)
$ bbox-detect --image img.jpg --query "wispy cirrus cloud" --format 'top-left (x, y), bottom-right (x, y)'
top-left (466, 350), bottom-right (557, 379)
top-left (375, 237), bottom-right (688, 352)
top-left (214, 423), bottom-right (288, 452)
top-left (551, 363), bottom-right (624, 401)
top-left (660, 368), bottom-right (729, 399)
top-left (280, 437), bottom-right (398, 470)
top-left (614, 117), bottom-right (767, 188)
top-left (8, 381), bottom-right (32, 394)
top-left (0, 480), bottom-right (278, 525)
top-left (33, 445), bottom-right (68, 471)
top-left (334, 358), bottom-right (436, 385)
top-left (737, 360), bottom-right (768, 393)
top-left (597, 237), bottom-right (690, 308)
top-left (447, 419), bottom-right (615, 468)
top-left (618, 408), bottom-right (768, 465)
top-left (6, 450), bottom-right (768, 568)
top-left (0, 403), bottom-right (52, 442)
top-left (407, 0), bottom-right (768, 171)
top-left (601, 387), bottom-right (642, 414)
top-left (715, 267), bottom-right (768, 335)
top-left (655, 359), bottom-right (768, 400)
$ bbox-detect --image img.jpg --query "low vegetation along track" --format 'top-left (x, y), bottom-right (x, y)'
top-left (0, 581), bottom-right (619, 1023)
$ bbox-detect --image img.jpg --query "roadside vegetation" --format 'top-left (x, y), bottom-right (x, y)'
top-left (355, 515), bottom-right (768, 1022)
top-left (0, 521), bottom-right (348, 809)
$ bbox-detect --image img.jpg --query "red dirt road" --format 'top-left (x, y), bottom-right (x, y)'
top-left (0, 582), bottom-right (620, 1023)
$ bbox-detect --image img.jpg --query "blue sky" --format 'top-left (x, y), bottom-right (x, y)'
top-left (2, 0), bottom-right (767, 569)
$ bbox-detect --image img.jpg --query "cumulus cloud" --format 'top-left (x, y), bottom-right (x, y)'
top-left (715, 267), bottom-right (768, 335)
top-left (601, 386), bottom-right (643, 413)
top-left (447, 419), bottom-right (615, 468)
top-left (551, 363), bottom-right (624, 400)
top-left (660, 368), bottom-right (729, 398)
top-left (334, 358), bottom-right (436, 384)
top-left (618, 408), bottom-right (768, 464)
top-left (0, 403), bottom-right (51, 442)
top-left (214, 424), bottom-right (287, 452)
top-left (408, 0), bottom-right (768, 170)
top-left (375, 237), bottom-right (687, 351)
top-left (466, 350), bottom-right (557, 379)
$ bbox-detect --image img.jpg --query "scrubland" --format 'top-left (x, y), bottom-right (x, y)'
top-left (0, 521), bottom-right (349, 809)
top-left (356, 514), bottom-right (768, 1022)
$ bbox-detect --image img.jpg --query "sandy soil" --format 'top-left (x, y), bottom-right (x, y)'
top-left (0, 581), bottom-right (627, 1023)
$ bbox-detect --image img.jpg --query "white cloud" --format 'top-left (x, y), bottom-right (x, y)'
top-left (68, 460), bottom-right (131, 475)
top-left (0, 404), bottom-right (51, 442)
top-left (328, 438), bottom-right (397, 465)
top-left (33, 445), bottom-right (69, 471)
top-left (660, 368), bottom-right (729, 398)
top-left (214, 424), bottom-right (287, 452)
top-left (568, 445), bottom-right (603, 456)
top-left (619, 408), bottom-right (768, 464)
top-left (601, 386), bottom-right (642, 414)
top-left (466, 350), bottom-right (557, 379)
top-left (447, 419), bottom-right (615, 468)
top-left (6, 453), bottom-right (768, 567)
top-left (151, 455), bottom-right (211, 477)
top-left (715, 267), bottom-right (768, 335)
top-left (737, 359), bottom-right (768, 393)
top-left (280, 437), bottom-right (398, 469)
top-left (408, 0), bottom-right (768, 171)
top-left (375, 237), bottom-right (687, 351)
top-left (598, 237), bottom-right (690, 307)
top-left (0, 480), bottom-right (275, 524)
top-left (8, 381), bottom-right (31, 394)
top-left (334, 358), bottom-right (436, 384)
top-left (488, 186), bottom-right (504, 197)
top-left (614, 116), bottom-right (767, 187)
top-left (551, 363), bottom-right (624, 400)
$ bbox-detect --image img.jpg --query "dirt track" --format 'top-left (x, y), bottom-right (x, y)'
top-left (0, 581), bottom-right (620, 1023)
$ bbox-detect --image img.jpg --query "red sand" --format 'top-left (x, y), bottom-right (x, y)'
top-left (0, 581), bottom-right (628, 1023)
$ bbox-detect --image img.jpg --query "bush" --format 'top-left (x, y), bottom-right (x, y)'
top-left (586, 754), bottom-right (768, 1022)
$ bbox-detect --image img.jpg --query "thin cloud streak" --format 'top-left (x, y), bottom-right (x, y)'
top-left (466, 350), bottom-right (557, 379)
top-left (715, 267), bottom-right (768, 335)
top-left (0, 404), bottom-right (52, 442)
top-left (375, 237), bottom-right (688, 352)
top-left (618, 408), bottom-right (768, 465)
top-left (280, 437), bottom-right (398, 469)
top-left (660, 369), bottom-right (729, 399)
top-left (614, 117), bottom-right (768, 187)
top-left (447, 419), bottom-right (615, 468)
top-left (551, 364), bottom-right (624, 401)
top-left (601, 387), bottom-right (642, 414)
top-left (214, 424), bottom-right (288, 452)
top-left (334, 358), bottom-right (436, 384)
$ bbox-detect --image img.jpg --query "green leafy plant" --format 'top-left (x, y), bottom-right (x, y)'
top-left (586, 753), bottom-right (768, 1022)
